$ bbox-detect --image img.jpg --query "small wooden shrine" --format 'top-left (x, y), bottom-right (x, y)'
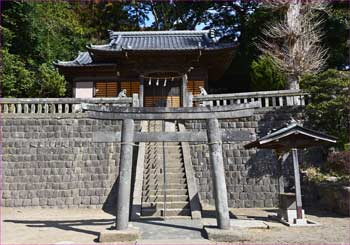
top-left (55, 30), bottom-right (237, 107)
top-left (245, 120), bottom-right (337, 226)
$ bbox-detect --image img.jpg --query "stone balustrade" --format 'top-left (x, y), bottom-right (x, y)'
top-left (192, 90), bottom-right (309, 108)
top-left (0, 97), bottom-right (135, 114)
top-left (0, 90), bottom-right (309, 114)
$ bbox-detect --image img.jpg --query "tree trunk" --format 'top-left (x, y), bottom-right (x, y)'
top-left (287, 75), bottom-right (300, 90)
top-left (287, 0), bottom-right (301, 91)
top-left (287, 0), bottom-right (301, 34)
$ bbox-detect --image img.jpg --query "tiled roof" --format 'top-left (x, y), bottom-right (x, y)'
top-left (55, 30), bottom-right (236, 67)
top-left (244, 121), bottom-right (337, 150)
top-left (90, 30), bottom-right (235, 51)
top-left (55, 52), bottom-right (93, 67)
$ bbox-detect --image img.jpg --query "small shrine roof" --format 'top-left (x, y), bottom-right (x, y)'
top-left (244, 120), bottom-right (337, 150)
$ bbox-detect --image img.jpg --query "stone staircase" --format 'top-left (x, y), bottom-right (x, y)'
top-left (141, 121), bottom-right (191, 218)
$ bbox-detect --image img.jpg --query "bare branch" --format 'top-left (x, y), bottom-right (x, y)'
top-left (257, 0), bottom-right (328, 89)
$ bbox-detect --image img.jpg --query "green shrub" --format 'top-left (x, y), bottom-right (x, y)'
top-left (1, 49), bottom-right (36, 97)
top-left (37, 63), bottom-right (66, 97)
top-left (250, 55), bottom-right (287, 91)
top-left (301, 69), bottom-right (350, 149)
top-left (326, 151), bottom-right (350, 175)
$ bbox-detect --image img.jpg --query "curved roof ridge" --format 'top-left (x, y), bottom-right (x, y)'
top-left (109, 30), bottom-right (210, 38)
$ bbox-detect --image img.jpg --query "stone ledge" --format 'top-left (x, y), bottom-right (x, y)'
top-left (98, 226), bottom-right (140, 243)
top-left (204, 226), bottom-right (252, 242)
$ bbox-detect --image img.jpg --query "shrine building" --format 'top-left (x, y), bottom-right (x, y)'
top-left (55, 30), bottom-right (236, 107)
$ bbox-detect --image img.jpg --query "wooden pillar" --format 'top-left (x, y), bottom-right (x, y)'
top-left (292, 148), bottom-right (303, 219)
top-left (206, 118), bottom-right (230, 230)
top-left (139, 75), bottom-right (144, 107)
top-left (116, 119), bottom-right (135, 230)
top-left (181, 74), bottom-right (188, 107)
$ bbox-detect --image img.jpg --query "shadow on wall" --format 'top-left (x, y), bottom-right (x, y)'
top-left (246, 107), bottom-right (304, 179)
top-left (102, 176), bottom-right (119, 216)
top-left (102, 143), bottom-right (139, 216)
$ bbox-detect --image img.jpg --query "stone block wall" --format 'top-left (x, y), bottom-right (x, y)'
top-left (1, 107), bottom-right (302, 208)
top-left (185, 107), bottom-right (302, 208)
top-left (1, 115), bottom-right (122, 208)
top-left (303, 182), bottom-right (350, 216)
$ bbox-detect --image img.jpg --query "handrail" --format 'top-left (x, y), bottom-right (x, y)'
top-left (192, 89), bottom-right (309, 108)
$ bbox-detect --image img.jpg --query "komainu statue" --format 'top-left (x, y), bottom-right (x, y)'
top-left (199, 86), bottom-right (208, 96)
top-left (118, 89), bottom-right (127, 98)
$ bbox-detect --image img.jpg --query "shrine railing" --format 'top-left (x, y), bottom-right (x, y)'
top-left (192, 89), bottom-right (309, 108)
top-left (0, 90), bottom-right (309, 114)
top-left (0, 96), bottom-right (135, 114)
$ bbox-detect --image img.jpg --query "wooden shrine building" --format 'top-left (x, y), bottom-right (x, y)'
top-left (55, 30), bottom-right (236, 107)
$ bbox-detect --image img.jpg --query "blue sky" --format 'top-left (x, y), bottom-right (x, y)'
top-left (143, 8), bottom-right (207, 30)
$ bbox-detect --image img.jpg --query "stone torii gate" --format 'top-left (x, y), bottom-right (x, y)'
top-left (82, 102), bottom-right (260, 240)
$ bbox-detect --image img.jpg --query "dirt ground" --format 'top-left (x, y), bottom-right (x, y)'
top-left (1, 206), bottom-right (349, 244)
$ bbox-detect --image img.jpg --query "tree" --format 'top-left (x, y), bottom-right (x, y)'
top-left (250, 55), bottom-right (286, 91)
top-left (199, 1), bottom-right (286, 92)
top-left (323, 1), bottom-right (350, 69)
top-left (1, 49), bottom-right (36, 98)
top-left (259, 0), bottom-right (328, 90)
top-left (301, 69), bottom-right (350, 149)
top-left (1, 1), bottom-right (89, 97)
top-left (36, 64), bottom-right (66, 97)
top-left (73, 1), bottom-right (139, 41)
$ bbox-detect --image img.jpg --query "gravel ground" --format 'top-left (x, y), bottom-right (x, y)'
top-left (1, 207), bottom-right (349, 244)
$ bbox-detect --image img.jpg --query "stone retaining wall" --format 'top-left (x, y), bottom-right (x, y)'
top-left (185, 107), bottom-right (302, 208)
top-left (1, 115), bottom-right (122, 208)
top-left (303, 182), bottom-right (350, 216)
top-left (1, 107), bottom-right (302, 208)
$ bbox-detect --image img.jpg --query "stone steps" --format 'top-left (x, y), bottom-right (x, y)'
top-left (144, 168), bottom-right (185, 174)
top-left (142, 183), bottom-right (187, 190)
top-left (143, 194), bottom-right (189, 202)
top-left (143, 189), bottom-right (188, 196)
top-left (146, 172), bottom-right (186, 179)
top-left (142, 201), bottom-right (189, 209)
top-left (141, 208), bottom-right (191, 217)
top-left (143, 178), bottom-right (187, 185)
top-left (141, 120), bottom-right (191, 218)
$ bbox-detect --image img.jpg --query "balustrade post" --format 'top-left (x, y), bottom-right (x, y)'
top-left (38, 104), bottom-right (42, 113)
top-left (278, 97), bottom-right (283, 107)
top-left (139, 75), bottom-right (144, 107)
top-left (44, 104), bottom-right (49, 113)
top-left (132, 93), bottom-right (139, 107)
top-left (31, 104), bottom-right (36, 113)
top-left (264, 97), bottom-right (269, 107)
top-left (286, 96), bottom-right (293, 106)
top-left (4, 104), bottom-right (9, 113)
top-left (188, 92), bottom-right (193, 107)
top-left (58, 104), bottom-right (63, 113)
top-left (24, 104), bottom-right (29, 113)
top-left (17, 104), bottom-right (22, 113)
top-left (181, 74), bottom-right (188, 107)
top-left (271, 97), bottom-right (276, 107)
